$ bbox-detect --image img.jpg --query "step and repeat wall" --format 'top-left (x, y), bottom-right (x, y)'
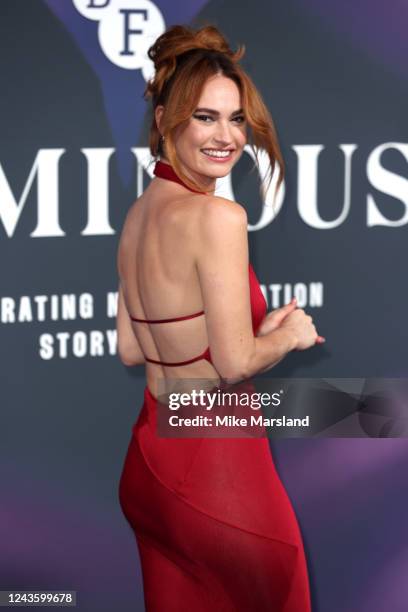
top-left (1, 1), bottom-right (407, 610)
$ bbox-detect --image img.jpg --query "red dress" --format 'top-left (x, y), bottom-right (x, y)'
top-left (118, 160), bottom-right (311, 611)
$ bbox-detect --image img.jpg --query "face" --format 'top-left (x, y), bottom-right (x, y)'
top-left (156, 73), bottom-right (247, 192)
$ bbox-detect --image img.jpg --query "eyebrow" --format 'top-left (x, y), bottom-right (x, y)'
top-left (194, 107), bottom-right (244, 116)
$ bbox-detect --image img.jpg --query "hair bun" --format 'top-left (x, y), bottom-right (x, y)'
top-left (147, 24), bottom-right (245, 78)
top-left (148, 25), bottom-right (240, 65)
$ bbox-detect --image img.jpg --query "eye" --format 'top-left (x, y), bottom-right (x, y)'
top-left (193, 114), bottom-right (246, 124)
top-left (193, 114), bottom-right (213, 122)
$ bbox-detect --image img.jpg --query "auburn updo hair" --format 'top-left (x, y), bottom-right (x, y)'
top-left (144, 24), bottom-right (284, 199)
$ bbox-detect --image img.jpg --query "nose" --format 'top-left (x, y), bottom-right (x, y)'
top-left (213, 119), bottom-right (233, 146)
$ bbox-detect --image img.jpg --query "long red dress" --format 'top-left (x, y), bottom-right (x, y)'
top-left (118, 160), bottom-right (311, 611)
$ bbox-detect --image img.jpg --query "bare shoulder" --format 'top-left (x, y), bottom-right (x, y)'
top-left (196, 194), bottom-right (247, 217)
top-left (191, 195), bottom-right (249, 268)
top-left (194, 195), bottom-right (248, 237)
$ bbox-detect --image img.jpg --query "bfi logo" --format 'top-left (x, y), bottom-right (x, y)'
top-left (0, 143), bottom-right (407, 237)
top-left (72, 0), bottom-right (165, 80)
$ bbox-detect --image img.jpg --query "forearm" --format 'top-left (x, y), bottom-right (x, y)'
top-left (244, 327), bottom-right (297, 378)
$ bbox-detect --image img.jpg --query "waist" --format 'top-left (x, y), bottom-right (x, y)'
top-left (137, 380), bottom-right (262, 438)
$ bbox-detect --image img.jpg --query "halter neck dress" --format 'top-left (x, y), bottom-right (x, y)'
top-left (118, 159), bottom-right (311, 612)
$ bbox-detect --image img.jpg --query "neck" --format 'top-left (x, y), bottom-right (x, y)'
top-left (159, 157), bottom-right (216, 196)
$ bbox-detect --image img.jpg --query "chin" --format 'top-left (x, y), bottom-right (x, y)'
top-left (199, 168), bottom-right (229, 182)
top-left (200, 158), bottom-right (236, 173)
top-left (212, 167), bottom-right (232, 178)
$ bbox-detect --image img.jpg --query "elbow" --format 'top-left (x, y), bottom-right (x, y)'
top-left (120, 357), bottom-right (144, 367)
top-left (117, 349), bottom-right (145, 367)
top-left (119, 357), bottom-right (137, 367)
top-left (118, 353), bottom-right (134, 367)
top-left (216, 349), bottom-right (254, 385)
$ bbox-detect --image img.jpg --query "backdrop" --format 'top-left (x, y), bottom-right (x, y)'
top-left (1, 1), bottom-right (407, 610)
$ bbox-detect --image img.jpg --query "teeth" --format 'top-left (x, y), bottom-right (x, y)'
top-left (202, 149), bottom-right (232, 158)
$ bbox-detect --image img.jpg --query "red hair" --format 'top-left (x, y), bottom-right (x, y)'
top-left (144, 24), bottom-right (284, 201)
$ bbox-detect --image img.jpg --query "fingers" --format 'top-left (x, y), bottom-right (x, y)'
top-left (282, 297), bottom-right (297, 311)
top-left (283, 300), bottom-right (325, 346)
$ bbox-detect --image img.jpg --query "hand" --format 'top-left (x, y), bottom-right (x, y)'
top-left (280, 305), bottom-right (326, 349)
top-left (256, 298), bottom-right (298, 337)
top-left (257, 298), bottom-right (326, 346)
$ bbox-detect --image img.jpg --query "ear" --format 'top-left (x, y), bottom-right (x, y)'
top-left (155, 105), bottom-right (165, 135)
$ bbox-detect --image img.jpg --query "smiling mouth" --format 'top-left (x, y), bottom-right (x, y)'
top-left (201, 149), bottom-right (235, 159)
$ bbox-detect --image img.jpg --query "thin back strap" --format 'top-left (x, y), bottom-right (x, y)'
top-left (130, 310), bottom-right (205, 324)
top-left (143, 348), bottom-right (210, 367)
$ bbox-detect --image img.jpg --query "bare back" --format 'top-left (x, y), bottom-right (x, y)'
top-left (117, 175), bottom-right (220, 397)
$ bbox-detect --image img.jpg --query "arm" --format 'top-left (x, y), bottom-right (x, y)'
top-left (195, 198), bottom-right (297, 383)
top-left (253, 300), bottom-right (325, 376)
top-left (116, 281), bottom-right (146, 367)
top-left (245, 327), bottom-right (297, 378)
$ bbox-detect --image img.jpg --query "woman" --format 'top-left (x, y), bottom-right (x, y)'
top-left (117, 24), bottom-right (324, 612)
